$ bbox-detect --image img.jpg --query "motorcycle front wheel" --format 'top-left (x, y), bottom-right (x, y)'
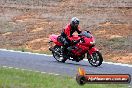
top-left (88, 51), bottom-right (103, 67)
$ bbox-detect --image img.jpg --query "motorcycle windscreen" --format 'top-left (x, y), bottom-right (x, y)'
top-left (81, 31), bottom-right (92, 38)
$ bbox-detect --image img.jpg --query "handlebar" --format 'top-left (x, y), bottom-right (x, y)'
top-left (72, 37), bottom-right (84, 45)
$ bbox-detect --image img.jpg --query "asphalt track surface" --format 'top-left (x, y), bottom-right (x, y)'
top-left (0, 49), bottom-right (132, 85)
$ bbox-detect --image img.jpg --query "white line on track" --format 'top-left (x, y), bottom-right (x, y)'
top-left (1, 65), bottom-right (60, 76)
top-left (0, 49), bottom-right (132, 68)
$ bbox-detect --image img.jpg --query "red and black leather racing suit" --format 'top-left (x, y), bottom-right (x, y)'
top-left (60, 23), bottom-right (81, 57)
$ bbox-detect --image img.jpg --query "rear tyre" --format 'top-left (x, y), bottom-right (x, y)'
top-left (89, 51), bottom-right (103, 67)
top-left (52, 45), bottom-right (67, 63)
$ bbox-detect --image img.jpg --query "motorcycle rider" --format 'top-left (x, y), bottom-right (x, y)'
top-left (60, 17), bottom-right (82, 61)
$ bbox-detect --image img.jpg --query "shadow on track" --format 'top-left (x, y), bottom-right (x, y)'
top-left (51, 61), bottom-right (103, 68)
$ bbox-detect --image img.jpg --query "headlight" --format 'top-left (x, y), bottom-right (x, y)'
top-left (90, 41), bottom-right (95, 45)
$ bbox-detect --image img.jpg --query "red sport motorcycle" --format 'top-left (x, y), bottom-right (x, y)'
top-left (49, 31), bottom-right (103, 67)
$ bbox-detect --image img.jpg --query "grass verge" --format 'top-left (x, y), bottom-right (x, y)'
top-left (0, 67), bottom-right (129, 88)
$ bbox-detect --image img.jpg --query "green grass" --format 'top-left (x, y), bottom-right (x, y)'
top-left (0, 67), bottom-right (129, 88)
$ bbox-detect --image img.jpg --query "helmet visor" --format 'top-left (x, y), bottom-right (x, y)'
top-left (74, 20), bottom-right (79, 26)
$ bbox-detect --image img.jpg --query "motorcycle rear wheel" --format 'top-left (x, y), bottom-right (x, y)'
top-left (52, 45), bottom-right (67, 63)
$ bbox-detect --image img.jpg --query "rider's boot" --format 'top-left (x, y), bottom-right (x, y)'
top-left (62, 46), bottom-right (70, 63)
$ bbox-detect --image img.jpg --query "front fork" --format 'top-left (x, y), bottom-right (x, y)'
top-left (87, 47), bottom-right (99, 60)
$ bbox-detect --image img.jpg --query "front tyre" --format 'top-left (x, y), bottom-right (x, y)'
top-left (52, 45), bottom-right (66, 63)
top-left (89, 51), bottom-right (103, 67)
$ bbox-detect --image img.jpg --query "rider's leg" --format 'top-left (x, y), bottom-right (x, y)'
top-left (62, 39), bottom-right (70, 61)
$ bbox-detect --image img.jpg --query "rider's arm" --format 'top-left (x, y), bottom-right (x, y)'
top-left (76, 26), bottom-right (82, 34)
top-left (63, 24), bottom-right (73, 41)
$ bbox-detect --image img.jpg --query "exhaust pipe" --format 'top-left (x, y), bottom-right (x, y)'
top-left (49, 47), bottom-right (60, 56)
